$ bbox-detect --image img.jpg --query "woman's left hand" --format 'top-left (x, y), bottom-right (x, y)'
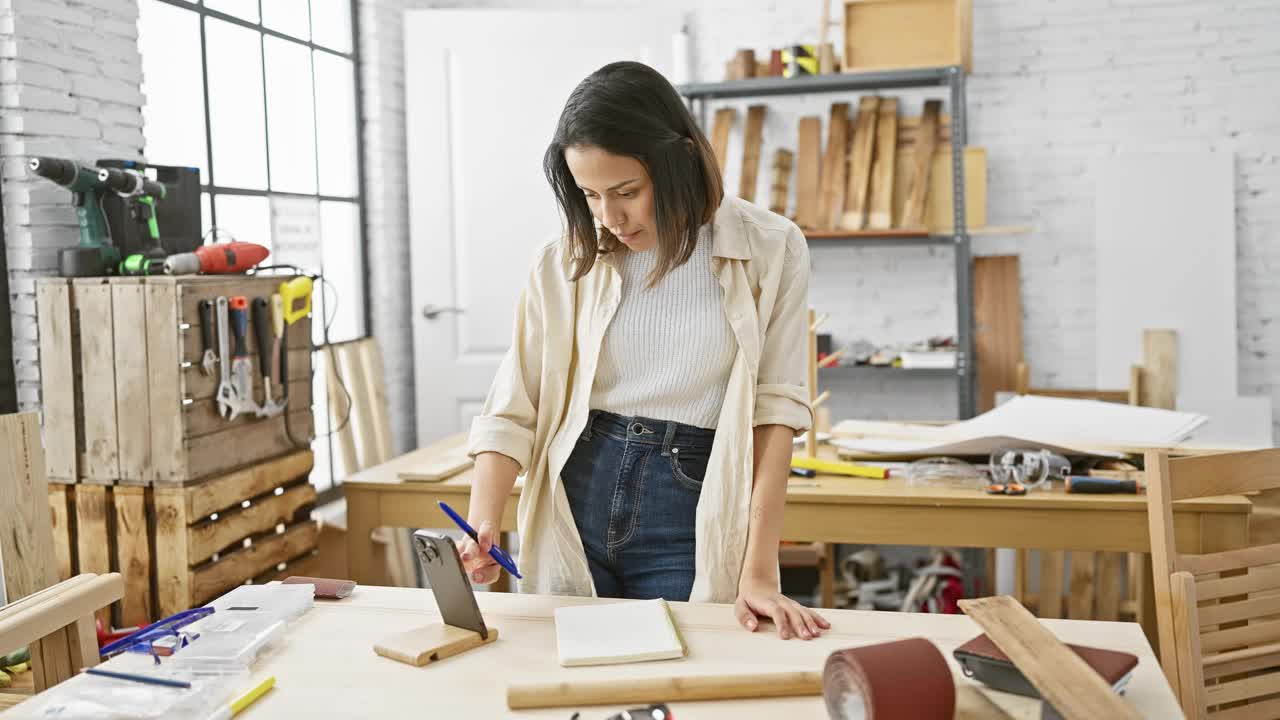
top-left (734, 575), bottom-right (831, 640)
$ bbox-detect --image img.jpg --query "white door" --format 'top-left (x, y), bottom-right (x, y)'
top-left (406, 10), bottom-right (682, 446)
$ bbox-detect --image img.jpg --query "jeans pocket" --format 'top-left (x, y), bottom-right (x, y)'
top-left (669, 448), bottom-right (709, 492)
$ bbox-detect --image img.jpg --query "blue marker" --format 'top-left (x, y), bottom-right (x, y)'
top-left (438, 501), bottom-right (522, 579)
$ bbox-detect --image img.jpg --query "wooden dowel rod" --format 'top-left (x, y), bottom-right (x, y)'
top-left (818, 349), bottom-right (846, 369)
top-left (809, 313), bottom-right (830, 333)
top-left (813, 390), bottom-right (832, 408)
top-left (507, 671), bottom-right (824, 710)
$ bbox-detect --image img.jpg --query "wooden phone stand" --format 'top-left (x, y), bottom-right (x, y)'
top-left (374, 623), bottom-right (499, 667)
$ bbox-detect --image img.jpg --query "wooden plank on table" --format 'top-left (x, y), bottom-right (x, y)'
top-left (974, 256), bottom-right (1022, 413)
top-left (146, 279), bottom-right (185, 485)
top-left (49, 484), bottom-right (75, 581)
top-left (1095, 552), bottom-right (1122, 621)
top-left (901, 99), bottom-right (941, 228)
top-left (111, 280), bottom-right (152, 486)
top-left (866, 97), bottom-right (898, 229)
top-left (818, 102), bottom-right (849, 229)
top-left (794, 116), bottom-right (822, 229)
top-left (112, 486), bottom-right (153, 627)
top-left (1068, 551), bottom-right (1096, 619)
top-left (189, 521), bottom-right (318, 606)
top-left (709, 108), bottom-right (735, 175)
top-left (180, 408), bottom-right (314, 485)
top-left (187, 481), bottom-right (316, 565)
top-left (182, 449), bottom-right (315, 519)
top-left (71, 280), bottom-right (119, 485)
top-left (958, 596), bottom-right (1141, 720)
top-left (36, 280), bottom-right (76, 484)
top-left (398, 434), bottom-right (474, 482)
top-left (1039, 550), bottom-right (1065, 618)
top-left (925, 146), bottom-right (987, 231)
top-left (839, 95), bottom-right (879, 230)
top-left (769, 149), bottom-right (793, 216)
top-left (1140, 329), bottom-right (1176, 410)
top-left (0, 413), bottom-right (58, 602)
top-left (73, 484), bottom-right (112, 626)
top-left (738, 105), bottom-right (767, 203)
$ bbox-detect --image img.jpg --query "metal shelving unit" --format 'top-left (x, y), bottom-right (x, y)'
top-left (680, 65), bottom-right (975, 417)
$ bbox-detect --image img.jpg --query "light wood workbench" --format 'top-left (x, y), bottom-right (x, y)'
top-left (344, 436), bottom-right (1250, 644)
top-left (239, 585), bottom-right (1183, 718)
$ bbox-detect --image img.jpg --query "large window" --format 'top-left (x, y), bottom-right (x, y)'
top-left (138, 0), bottom-right (366, 498)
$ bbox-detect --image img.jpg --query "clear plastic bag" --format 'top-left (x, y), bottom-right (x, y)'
top-left (4, 660), bottom-right (247, 719)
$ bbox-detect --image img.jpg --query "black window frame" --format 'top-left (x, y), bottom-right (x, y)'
top-left (146, 0), bottom-right (371, 505)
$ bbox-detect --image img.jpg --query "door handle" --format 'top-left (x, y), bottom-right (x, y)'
top-left (421, 304), bottom-right (465, 320)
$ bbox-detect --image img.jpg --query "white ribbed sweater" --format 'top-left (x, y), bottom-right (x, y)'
top-left (589, 231), bottom-right (736, 430)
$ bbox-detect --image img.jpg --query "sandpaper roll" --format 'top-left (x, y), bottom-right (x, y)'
top-left (823, 637), bottom-right (955, 719)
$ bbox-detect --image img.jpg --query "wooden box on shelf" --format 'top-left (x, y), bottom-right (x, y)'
top-left (842, 0), bottom-right (972, 73)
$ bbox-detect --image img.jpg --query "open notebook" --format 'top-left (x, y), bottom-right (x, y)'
top-left (554, 599), bottom-right (687, 667)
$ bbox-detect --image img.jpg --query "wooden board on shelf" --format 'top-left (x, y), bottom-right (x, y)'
top-left (769, 149), bottom-right (794, 215)
top-left (710, 108), bottom-right (735, 175)
top-left (893, 146), bottom-right (986, 231)
top-left (806, 228), bottom-right (931, 240)
top-left (842, 0), bottom-right (972, 73)
top-left (866, 97), bottom-right (898, 229)
top-left (839, 95), bottom-right (879, 230)
top-left (795, 116), bottom-right (822, 229)
top-left (818, 102), bottom-right (850, 229)
top-left (900, 99), bottom-right (941, 228)
top-left (974, 256), bottom-right (1022, 413)
top-left (739, 105), bottom-right (767, 202)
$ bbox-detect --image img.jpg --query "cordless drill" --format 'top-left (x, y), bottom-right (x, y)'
top-left (98, 167), bottom-right (168, 276)
top-left (27, 156), bottom-right (119, 277)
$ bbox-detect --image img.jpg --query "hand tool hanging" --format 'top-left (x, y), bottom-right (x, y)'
top-left (252, 297), bottom-right (285, 418)
top-left (197, 299), bottom-right (217, 376)
top-left (227, 296), bottom-right (260, 418)
top-left (214, 296), bottom-right (239, 420)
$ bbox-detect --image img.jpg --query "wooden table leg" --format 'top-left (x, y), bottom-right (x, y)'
top-left (819, 543), bottom-right (835, 609)
top-left (346, 488), bottom-right (382, 586)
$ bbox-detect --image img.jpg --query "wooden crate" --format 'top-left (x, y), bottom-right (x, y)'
top-left (37, 275), bottom-right (314, 486)
top-left (47, 450), bottom-right (318, 625)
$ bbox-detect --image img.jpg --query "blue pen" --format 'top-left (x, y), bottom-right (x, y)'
top-left (438, 501), bottom-right (522, 579)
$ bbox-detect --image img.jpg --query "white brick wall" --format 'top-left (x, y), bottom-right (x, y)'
top-left (1, 0), bottom-right (145, 410)
top-left (362, 0), bottom-right (1280, 439)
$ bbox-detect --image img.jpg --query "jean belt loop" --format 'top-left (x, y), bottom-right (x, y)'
top-left (662, 421), bottom-right (678, 457)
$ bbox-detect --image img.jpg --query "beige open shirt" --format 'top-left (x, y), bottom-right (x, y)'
top-left (466, 196), bottom-right (813, 603)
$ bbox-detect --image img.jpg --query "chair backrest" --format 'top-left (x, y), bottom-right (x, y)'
top-left (324, 338), bottom-right (394, 476)
top-left (1147, 448), bottom-right (1280, 717)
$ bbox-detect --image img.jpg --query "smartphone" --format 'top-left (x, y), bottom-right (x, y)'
top-left (412, 530), bottom-right (489, 640)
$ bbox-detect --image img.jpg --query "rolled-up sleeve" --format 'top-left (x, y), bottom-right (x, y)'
top-left (753, 226), bottom-right (814, 435)
top-left (466, 259), bottom-right (546, 473)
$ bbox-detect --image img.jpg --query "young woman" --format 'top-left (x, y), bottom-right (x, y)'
top-left (459, 61), bottom-right (828, 640)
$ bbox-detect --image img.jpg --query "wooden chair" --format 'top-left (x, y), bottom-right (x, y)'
top-left (1014, 329), bottom-right (1176, 624)
top-left (1148, 448), bottom-right (1280, 717)
top-left (321, 339), bottom-right (417, 587)
top-left (0, 573), bottom-right (123, 693)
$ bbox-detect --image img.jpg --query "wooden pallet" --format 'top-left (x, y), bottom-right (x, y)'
top-left (37, 276), bottom-right (314, 487)
top-left (47, 451), bottom-right (318, 626)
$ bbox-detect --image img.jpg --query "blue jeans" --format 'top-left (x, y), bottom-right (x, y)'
top-left (561, 410), bottom-right (715, 601)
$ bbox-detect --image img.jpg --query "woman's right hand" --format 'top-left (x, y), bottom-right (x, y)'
top-left (459, 519), bottom-right (502, 584)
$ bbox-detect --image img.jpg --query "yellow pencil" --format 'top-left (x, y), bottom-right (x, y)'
top-left (210, 675), bottom-right (275, 720)
top-left (790, 455), bottom-right (888, 479)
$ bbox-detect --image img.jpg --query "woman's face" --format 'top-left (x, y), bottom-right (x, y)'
top-left (564, 145), bottom-right (657, 251)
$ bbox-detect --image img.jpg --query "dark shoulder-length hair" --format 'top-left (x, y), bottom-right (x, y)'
top-left (543, 61), bottom-right (723, 283)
